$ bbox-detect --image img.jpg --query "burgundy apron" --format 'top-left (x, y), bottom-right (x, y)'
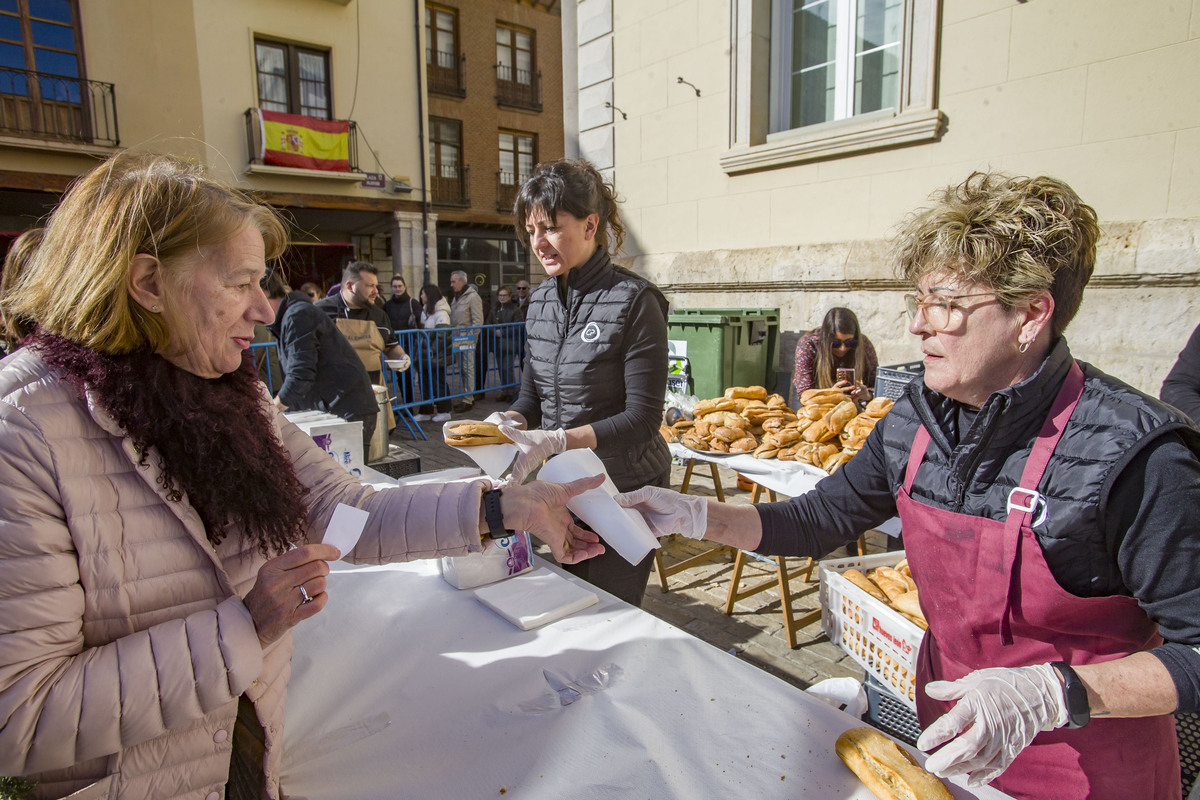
top-left (899, 362), bottom-right (1180, 800)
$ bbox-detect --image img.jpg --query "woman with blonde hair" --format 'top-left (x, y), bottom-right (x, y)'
top-left (0, 227), bottom-right (43, 353)
top-left (0, 151), bottom-right (603, 799)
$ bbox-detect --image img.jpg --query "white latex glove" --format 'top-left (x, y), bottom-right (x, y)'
top-left (484, 411), bottom-right (523, 428)
top-left (614, 485), bottom-right (709, 540)
top-left (916, 663), bottom-right (1068, 787)
top-left (501, 427), bottom-right (568, 484)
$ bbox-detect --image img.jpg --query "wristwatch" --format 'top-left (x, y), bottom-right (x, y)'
top-left (482, 488), bottom-right (514, 540)
top-left (1050, 661), bottom-right (1091, 729)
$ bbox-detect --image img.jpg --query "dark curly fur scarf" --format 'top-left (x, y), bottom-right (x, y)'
top-left (32, 332), bottom-right (309, 555)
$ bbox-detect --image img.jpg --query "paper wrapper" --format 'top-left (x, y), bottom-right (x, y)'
top-left (442, 419), bottom-right (518, 480)
top-left (538, 449), bottom-right (661, 565)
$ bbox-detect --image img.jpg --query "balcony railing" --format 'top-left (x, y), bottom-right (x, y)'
top-left (245, 108), bottom-right (359, 172)
top-left (427, 50), bottom-right (465, 97)
top-left (496, 171), bottom-right (523, 212)
top-left (0, 66), bottom-right (118, 146)
top-left (494, 65), bottom-right (541, 112)
top-left (431, 163), bottom-right (470, 206)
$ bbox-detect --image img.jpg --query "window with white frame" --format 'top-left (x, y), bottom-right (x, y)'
top-left (770, 0), bottom-right (901, 133)
top-left (722, 0), bottom-right (942, 174)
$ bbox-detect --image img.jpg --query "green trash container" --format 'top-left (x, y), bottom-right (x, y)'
top-left (667, 308), bottom-right (780, 400)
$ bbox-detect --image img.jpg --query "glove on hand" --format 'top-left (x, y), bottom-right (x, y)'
top-left (916, 663), bottom-right (1069, 787)
top-left (501, 427), bottom-right (568, 484)
top-left (614, 486), bottom-right (708, 540)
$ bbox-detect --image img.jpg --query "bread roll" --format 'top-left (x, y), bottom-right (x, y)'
top-left (864, 396), bottom-right (895, 418)
top-left (724, 385), bottom-right (768, 400)
top-left (891, 591), bottom-right (925, 626)
top-left (835, 727), bottom-right (954, 800)
top-left (827, 451), bottom-right (854, 474)
top-left (729, 436), bottom-right (757, 453)
top-left (802, 418), bottom-right (834, 443)
top-left (823, 399), bottom-right (859, 435)
top-left (444, 422), bottom-right (509, 446)
top-left (766, 393), bottom-right (788, 408)
top-left (681, 434), bottom-right (708, 451)
top-left (841, 569), bottom-right (888, 602)
top-left (868, 567), bottom-right (909, 602)
top-left (753, 444), bottom-right (779, 459)
top-left (712, 425), bottom-right (742, 443)
top-left (801, 403), bottom-right (836, 421)
top-left (709, 437), bottom-right (730, 452)
top-left (800, 387), bottom-right (848, 406)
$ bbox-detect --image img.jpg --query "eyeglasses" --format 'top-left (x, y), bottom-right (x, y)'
top-left (904, 292), bottom-right (996, 332)
top-left (516, 286), bottom-right (529, 292)
top-left (830, 339), bottom-right (857, 350)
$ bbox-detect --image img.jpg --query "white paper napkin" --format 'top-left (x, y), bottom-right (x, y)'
top-left (537, 449), bottom-right (661, 565)
top-left (473, 568), bottom-right (599, 630)
top-left (322, 503), bottom-right (369, 560)
top-left (442, 419), bottom-right (518, 479)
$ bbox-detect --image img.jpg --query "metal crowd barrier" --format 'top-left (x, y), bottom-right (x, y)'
top-left (251, 321), bottom-right (526, 441)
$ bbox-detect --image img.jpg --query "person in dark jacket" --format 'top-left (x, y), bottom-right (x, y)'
top-left (262, 272), bottom-right (379, 457)
top-left (314, 262), bottom-right (403, 384)
top-left (618, 172), bottom-right (1200, 800)
top-left (490, 158), bottom-right (670, 608)
top-left (488, 285), bottom-right (522, 401)
top-left (384, 275), bottom-right (422, 403)
top-left (1160, 322), bottom-right (1200, 424)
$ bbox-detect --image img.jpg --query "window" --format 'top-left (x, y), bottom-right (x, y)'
top-left (497, 130), bottom-right (535, 211)
top-left (771, 0), bottom-right (901, 132)
top-left (721, 0), bottom-right (942, 174)
top-left (430, 116), bottom-right (467, 205)
top-left (255, 38), bottom-right (331, 120)
top-left (425, 4), bottom-right (462, 96)
top-left (0, 0), bottom-right (81, 82)
top-left (495, 23), bottom-right (540, 110)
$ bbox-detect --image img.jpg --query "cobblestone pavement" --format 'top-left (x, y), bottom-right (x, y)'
top-left (385, 394), bottom-right (880, 693)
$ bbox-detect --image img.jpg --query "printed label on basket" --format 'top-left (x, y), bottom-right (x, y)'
top-left (871, 614), bottom-right (915, 657)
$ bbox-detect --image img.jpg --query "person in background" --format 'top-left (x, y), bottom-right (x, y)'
top-left (0, 151), bottom-right (604, 800)
top-left (412, 283), bottom-right (453, 423)
top-left (618, 172), bottom-right (1200, 800)
top-left (0, 227), bottom-right (42, 355)
top-left (515, 279), bottom-right (531, 320)
top-left (314, 262), bottom-right (404, 384)
top-left (261, 271), bottom-right (379, 457)
top-left (791, 306), bottom-right (877, 406)
top-left (384, 275), bottom-right (423, 404)
top-left (449, 269), bottom-right (483, 413)
top-left (488, 285), bottom-right (522, 402)
top-left (491, 158), bottom-right (671, 608)
top-left (1160, 321), bottom-right (1200, 424)
top-left (299, 282), bottom-right (323, 302)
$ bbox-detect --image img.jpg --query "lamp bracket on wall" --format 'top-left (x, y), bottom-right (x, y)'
top-left (605, 101), bottom-right (628, 120)
top-left (676, 76), bottom-right (701, 96)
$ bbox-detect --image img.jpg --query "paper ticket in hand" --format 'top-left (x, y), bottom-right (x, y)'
top-left (538, 449), bottom-right (660, 565)
top-left (322, 503), bottom-right (369, 560)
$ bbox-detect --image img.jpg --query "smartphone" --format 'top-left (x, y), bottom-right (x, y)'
top-left (836, 368), bottom-right (856, 385)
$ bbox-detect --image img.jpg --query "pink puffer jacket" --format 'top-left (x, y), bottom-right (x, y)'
top-left (0, 349), bottom-right (487, 799)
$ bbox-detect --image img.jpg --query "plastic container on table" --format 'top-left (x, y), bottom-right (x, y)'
top-left (667, 308), bottom-right (780, 401)
top-left (818, 550), bottom-right (925, 711)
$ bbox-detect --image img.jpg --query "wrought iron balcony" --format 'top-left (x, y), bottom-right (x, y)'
top-left (427, 50), bottom-right (465, 98)
top-left (0, 67), bottom-right (118, 147)
top-left (431, 163), bottom-right (470, 206)
top-left (494, 65), bottom-right (541, 112)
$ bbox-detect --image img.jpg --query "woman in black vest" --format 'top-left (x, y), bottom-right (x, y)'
top-left (619, 172), bottom-right (1200, 799)
top-left (490, 158), bottom-right (671, 607)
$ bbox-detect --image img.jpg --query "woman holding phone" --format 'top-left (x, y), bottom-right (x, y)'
top-left (791, 307), bottom-right (877, 405)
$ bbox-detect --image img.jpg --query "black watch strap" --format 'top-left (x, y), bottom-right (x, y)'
top-left (482, 488), bottom-right (513, 540)
top-left (1051, 661), bottom-right (1090, 729)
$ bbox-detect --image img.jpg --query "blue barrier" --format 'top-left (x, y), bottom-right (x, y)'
top-left (251, 321), bottom-right (526, 441)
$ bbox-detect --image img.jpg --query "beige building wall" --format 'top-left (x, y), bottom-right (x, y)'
top-left (584, 0), bottom-right (1200, 395)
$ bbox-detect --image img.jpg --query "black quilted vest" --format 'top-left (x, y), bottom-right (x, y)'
top-left (878, 339), bottom-right (1200, 594)
top-left (524, 248), bottom-right (671, 492)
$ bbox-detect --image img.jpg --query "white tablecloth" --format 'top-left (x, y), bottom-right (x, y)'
top-left (281, 558), bottom-right (1007, 799)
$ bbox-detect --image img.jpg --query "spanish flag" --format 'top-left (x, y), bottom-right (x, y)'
top-left (258, 109), bottom-right (350, 172)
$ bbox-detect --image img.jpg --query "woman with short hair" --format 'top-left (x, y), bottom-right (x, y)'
top-left (620, 172), bottom-right (1200, 799)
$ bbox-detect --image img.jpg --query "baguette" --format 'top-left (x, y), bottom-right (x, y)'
top-left (800, 387), bottom-right (848, 406)
top-left (841, 569), bottom-right (888, 602)
top-left (823, 399), bottom-right (859, 436)
top-left (724, 385), bottom-right (768, 401)
top-left (444, 422), bottom-right (510, 446)
top-left (835, 727), bottom-right (954, 800)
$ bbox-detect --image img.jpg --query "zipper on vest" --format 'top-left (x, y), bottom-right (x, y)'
top-left (951, 405), bottom-right (1003, 511)
top-left (552, 291), bottom-right (572, 425)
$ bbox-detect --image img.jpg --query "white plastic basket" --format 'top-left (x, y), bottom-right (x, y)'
top-left (818, 551), bottom-right (925, 711)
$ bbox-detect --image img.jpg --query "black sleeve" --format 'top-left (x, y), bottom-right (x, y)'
top-left (1160, 323), bottom-right (1200, 424)
top-left (754, 415), bottom-right (899, 558)
top-left (1103, 432), bottom-right (1200, 713)
top-left (509, 350), bottom-right (542, 427)
top-left (589, 290), bottom-right (668, 446)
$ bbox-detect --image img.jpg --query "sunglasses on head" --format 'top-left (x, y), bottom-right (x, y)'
top-left (831, 339), bottom-right (857, 350)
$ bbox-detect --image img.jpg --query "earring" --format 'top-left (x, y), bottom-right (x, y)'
top-left (1019, 338), bottom-right (1032, 354)
top-left (151, 305), bottom-right (159, 312)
